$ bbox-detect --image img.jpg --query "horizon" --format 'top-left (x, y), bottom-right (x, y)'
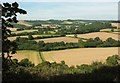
top-left (19, 19), bottom-right (118, 21)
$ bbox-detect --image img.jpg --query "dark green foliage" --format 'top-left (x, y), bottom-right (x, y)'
top-left (15, 37), bottom-right (120, 51)
top-left (3, 55), bottom-right (120, 82)
top-left (2, 2), bottom-right (27, 59)
top-left (28, 34), bottom-right (33, 40)
top-left (111, 28), bottom-right (114, 32)
top-left (2, 2), bottom-right (27, 73)
top-left (106, 55), bottom-right (120, 66)
top-left (19, 58), bottom-right (34, 67)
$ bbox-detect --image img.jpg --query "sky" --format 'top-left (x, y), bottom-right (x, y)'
top-left (1, 0), bottom-right (119, 20)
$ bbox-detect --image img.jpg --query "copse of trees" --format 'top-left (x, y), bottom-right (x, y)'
top-left (57, 22), bottom-right (112, 35)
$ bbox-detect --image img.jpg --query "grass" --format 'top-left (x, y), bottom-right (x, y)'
top-left (11, 30), bottom-right (38, 34)
top-left (11, 50), bottom-right (44, 65)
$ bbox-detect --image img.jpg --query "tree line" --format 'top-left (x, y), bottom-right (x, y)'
top-left (14, 37), bottom-right (120, 51)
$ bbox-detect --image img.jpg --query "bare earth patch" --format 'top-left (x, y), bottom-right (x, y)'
top-left (42, 47), bottom-right (118, 66)
top-left (34, 37), bottom-right (78, 43)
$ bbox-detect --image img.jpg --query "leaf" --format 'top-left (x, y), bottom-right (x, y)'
top-left (3, 3), bottom-right (11, 8)
top-left (6, 18), bottom-right (13, 22)
top-left (12, 2), bottom-right (18, 8)
top-left (12, 16), bottom-right (18, 23)
top-left (18, 9), bottom-right (27, 14)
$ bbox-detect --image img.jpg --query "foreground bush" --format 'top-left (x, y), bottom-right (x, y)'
top-left (2, 55), bottom-right (120, 82)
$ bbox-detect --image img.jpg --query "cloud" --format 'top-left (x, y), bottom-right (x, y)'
top-left (17, 2), bottom-right (118, 20)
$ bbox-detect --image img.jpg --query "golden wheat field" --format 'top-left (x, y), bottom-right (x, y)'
top-left (77, 32), bottom-right (119, 41)
top-left (42, 47), bottom-right (118, 66)
top-left (34, 37), bottom-right (78, 43)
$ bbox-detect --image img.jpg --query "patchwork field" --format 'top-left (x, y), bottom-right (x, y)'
top-left (11, 50), bottom-right (42, 65)
top-left (18, 20), bottom-right (32, 26)
top-left (77, 32), bottom-right (119, 41)
top-left (12, 30), bottom-right (38, 34)
top-left (8, 28), bottom-right (18, 32)
top-left (34, 37), bottom-right (78, 43)
top-left (8, 35), bottom-right (41, 41)
top-left (42, 47), bottom-right (118, 66)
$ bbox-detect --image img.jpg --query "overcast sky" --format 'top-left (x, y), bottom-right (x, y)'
top-left (1, 0), bottom-right (119, 20)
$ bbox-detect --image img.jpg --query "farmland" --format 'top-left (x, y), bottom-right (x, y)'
top-left (66, 32), bottom-right (119, 41)
top-left (11, 50), bottom-right (42, 65)
top-left (76, 32), bottom-right (119, 41)
top-left (42, 47), bottom-right (118, 66)
top-left (7, 20), bottom-right (120, 65)
top-left (18, 20), bottom-right (32, 26)
top-left (11, 29), bottom-right (38, 34)
top-left (8, 35), bottom-right (41, 41)
top-left (3, 2), bottom-right (120, 82)
top-left (34, 37), bottom-right (78, 43)
top-left (10, 47), bottom-right (118, 66)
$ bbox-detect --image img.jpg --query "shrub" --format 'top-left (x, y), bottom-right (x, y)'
top-left (106, 55), bottom-right (120, 66)
top-left (19, 58), bottom-right (34, 67)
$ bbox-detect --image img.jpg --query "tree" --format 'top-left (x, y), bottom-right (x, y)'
top-left (2, 2), bottom-right (27, 71)
top-left (28, 34), bottom-right (34, 40)
top-left (111, 28), bottom-right (114, 32)
top-left (19, 58), bottom-right (34, 67)
top-left (2, 2), bottom-right (27, 60)
top-left (106, 55), bottom-right (120, 66)
top-left (74, 34), bottom-right (77, 38)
